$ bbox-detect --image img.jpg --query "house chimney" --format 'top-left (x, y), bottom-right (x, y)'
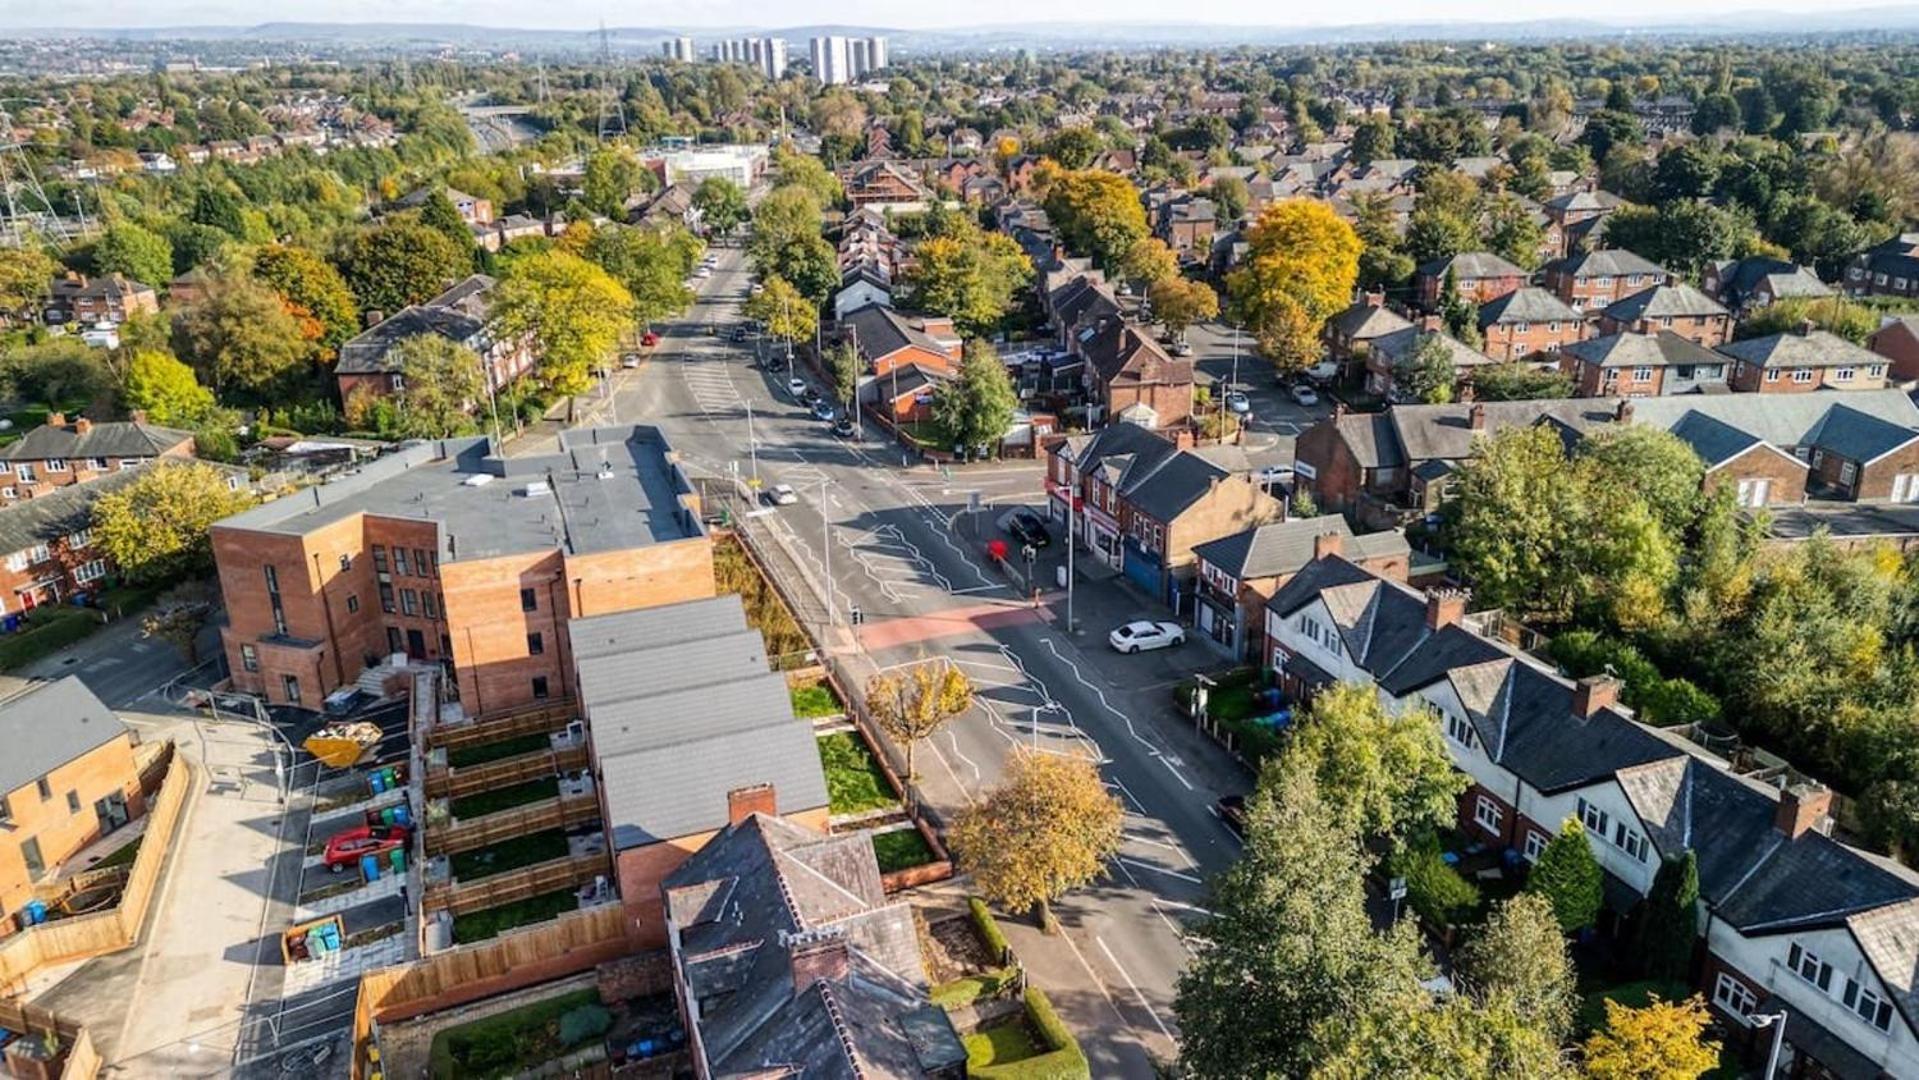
top-left (1421, 314), bottom-right (1445, 333)
top-left (1425, 588), bottom-right (1468, 631)
top-left (726, 783), bottom-right (777, 825)
top-left (1572, 674), bottom-right (1620, 720)
top-left (74, 418), bottom-right (92, 436)
top-left (1468, 403), bottom-right (1487, 431)
top-left (787, 927), bottom-right (851, 994)
top-left (1312, 531), bottom-right (1344, 560)
top-left (45, 412), bottom-right (66, 429)
top-left (1364, 290), bottom-right (1384, 309)
top-left (1333, 402), bottom-right (1349, 419)
top-left (1775, 783), bottom-right (1832, 840)
top-left (1615, 400), bottom-right (1635, 423)
top-left (1797, 319), bottom-right (1816, 336)
top-left (129, 409), bottom-right (149, 425)
top-left (365, 309), bottom-right (385, 328)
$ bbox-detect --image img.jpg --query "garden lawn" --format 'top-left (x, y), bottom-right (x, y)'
top-left (446, 732), bottom-right (552, 769)
top-left (450, 889), bottom-right (580, 945)
top-left (872, 828), bottom-right (936, 874)
top-left (450, 778), bottom-right (559, 820)
top-left (818, 732), bottom-right (900, 814)
top-left (427, 986), bottom-right (602, 1079)
top-left (964, 1019), bottom-right (1046, 1075)
top-left (450, 829), bottom-right (569, 882)
top-left (790, 681), bottom-right (841, 719)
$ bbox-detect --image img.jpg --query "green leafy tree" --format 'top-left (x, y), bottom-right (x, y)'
top-left (122, 348), bottom-right (214, 426)
top-left (905, 223), bottom-right (1034, 337)
top-left (1175, 760), bottom-right (1428, 1077)
top-left (1473, 361), bottom-right (1574, 401)
top-left (586, 226), bottom-right (696, 329)
top-left (1457, 892), bottom-right (1576, 1041)
top-left (1737, 295), bottom-right (1879, 344)
top-left (92, 461), bottom-right (255, 583)
top-left (189, 184), bottom-right (248, 238)
top-left (252, 244), bottom-right (360, 361)
top-left (931, 341), bottom-right (1018, 453)
top-left (0, 340), bottom-right (110, 408)
top-left (0, 246), bottom-right (58, 320)
top-left (772, 148), bottom-right (843, 206)
top-left (171, 273), bottom-right (310, 399)
top-left (828, 340), bottom-right (861, 409)
top-left (1313, 996), bottom-right (1572, 1080)
top-left (1148, 277), bottom-right (1219, 341)
top-left (1577, 426), bottom-right (1706, 538)
top-left (1631, 851), bottom-right (1700, 983)
top-left (582, 146), bottom-right (642, 220)
top-left (749, 185), bottom-right (824, 266)
top-left (1289, 682), bottom-right (1466, 846)
top-left (1043, 168), bottom-right (1150, 269)
top-left (1118, 237), bottom-right (1180, 287)
top-left (492, 250), bottom-right (634, 397)
top-left (419, 189), bottom-right (477, 260)
top-left (743, 275), bottom-right (818, 357)
top-left (1526, 820), bottom-right (1604, 933)
top-left (94, 221), bottom-right (174, 287)
top-left (1485, 193), bottom-right (1546, 271)
top-left (693, 177), bottom-right (749, 235)
top-left (338, 221), bottom-right (469, 315)
top-left (1583, 995), bottom-right (1721, 1080)
top-left (384, 335), bottom-right (485, 438)
top-left (1397, 333), bottom-right (1458, 404)
top-left (1042, 126), bottom-right (1104, 170)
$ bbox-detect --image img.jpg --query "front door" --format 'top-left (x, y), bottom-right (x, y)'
top-left (405, 628), bottom-right (427, 661)
top-left (94, 792), bottom-right (128, 834)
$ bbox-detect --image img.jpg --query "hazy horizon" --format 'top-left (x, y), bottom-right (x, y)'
top-left (0, 0), bottom-right (1900, 33)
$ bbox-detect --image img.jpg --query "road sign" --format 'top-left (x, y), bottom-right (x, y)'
top-left (968, 490), bottom-right (981, 514)
top-left (1388, 877), bottom-right (1407, 901)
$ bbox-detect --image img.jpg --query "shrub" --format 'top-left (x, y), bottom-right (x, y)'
top-left (1546, 630), bottom-right (1721, 728)
top-left (1390, 843), bottom-right (1482, 928)
top-left (557, 1003), bottom-right (613, 1046)
top-left (971, 896), bottom-right (1011, 958)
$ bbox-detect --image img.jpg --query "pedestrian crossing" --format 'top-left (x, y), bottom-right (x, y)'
top-left (682, 360), bottom-right (744, 416)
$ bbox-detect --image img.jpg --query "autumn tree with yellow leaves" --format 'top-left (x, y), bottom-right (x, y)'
top-left (1226, 199), bottom-right (1362, 374)
top-left (949, 749), bottom-right (1122, 930)
top-left (866, 661), bottom-right (974, 810)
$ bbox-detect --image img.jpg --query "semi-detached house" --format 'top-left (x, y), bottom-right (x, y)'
top-left (1266, 554), bottom-right (1919, 1080)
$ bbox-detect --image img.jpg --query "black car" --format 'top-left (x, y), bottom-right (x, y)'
top-left (1217, 794), bottom-right (1247, 835)
top-left (800, 386), bottom-right (823, 406)
top-left (731, 326), bottom-right (751, 342)
top-left (810, 399), bottom-right (837, 422)
top-left (1006, 510), bottom-right (1051, 549)
top-left (832, 416), bottom-right (856, 438)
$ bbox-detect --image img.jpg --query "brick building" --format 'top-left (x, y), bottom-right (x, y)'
top-left (44, 273), bottom-right (158, 327)
top-left (0, 414), bottom-right (196, 507)
top-left (212, 426), bottom-right (713, 711)
top-left (1476, 287), bottom-right (1588, 361)
top-left (1703, 256), bottom-right (1832, 315)
top-left (1722, 326), bottom-right (1889, 393)
top-left (335, 276), bottom-right (533, 411)
top-left (0, 677), bottom-right (145, 934)
top-left (1869, 315), bottom-right (1919, 382)
top-left (1843, 233), bottom-right (1919, 300)
top-left (1595, 283), bottom-right (1732, 347)
top-left (1074, 317), bottom-right (1196, 430)
top-left (1414, 251), bottom-right (1527, 311)
top-left (1558, 331), bottom-right (1729, 398)
top-left (1541, 249), bottom-right (1672, 314)
top-left (1191, 521), bottom-right (1408, 661)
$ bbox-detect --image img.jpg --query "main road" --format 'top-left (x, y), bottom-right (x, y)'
top-left (545, 245), bottom-right (1261, 1076)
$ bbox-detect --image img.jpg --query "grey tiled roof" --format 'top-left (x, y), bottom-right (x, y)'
top-left (1629, 388), bottom-right (1919, 451)
top-left (1416, 250), bottom-right (1526, 280)
top-left (1326, 300), bottom-right (1413, 341)
top-left (0, 676), bottom-right (128, 798)
top-left (841, 303), bottom-right (948, 362)
top-left (1804, 404), bottom-right (1919, 463)
top-left (1561, 330), bottom-right (1725, 370)
top-left (1599, 282), bottom-right (1728, 322)
top-left (1545, 248), bottom-right (1670, 279)
top-left (1479, 287), bottom-right (1582, 327)
top-left (2, 420), bottom-right (194, 463)
top-left (569, 595), bottom-right (750, 661)
top-left (1667, 411), bottom-right (1765, 467)
top-left (1717, 329), bottom-right (1882, 370)
top-left (0, 459), bottom-right (245, 556)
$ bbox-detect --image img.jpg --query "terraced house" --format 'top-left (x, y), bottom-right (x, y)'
top-left (0, 413), bottom-right (196, 506)
top-left (1264, 554), bottom-right (1919, 1080)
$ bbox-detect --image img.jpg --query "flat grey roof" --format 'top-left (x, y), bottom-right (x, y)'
top-left (0, 677), bottom-right (128, 797)
top-left (214, 425), bottom-right (701, 563)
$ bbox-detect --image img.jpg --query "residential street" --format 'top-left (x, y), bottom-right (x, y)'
top-left (537, 245), bottom-right (1265, 1075)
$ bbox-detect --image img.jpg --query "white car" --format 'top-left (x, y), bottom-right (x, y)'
top-left (1108, 620), bottom-right (1186, 654)
top-left (1225, 390), bottom-right (1251, 414)
top-left (695, 267), bottom-right (712, 279)
top-left (1289, 383), bottom-right (1321, 407)
top-left (750, 282), bottom-right (765, 295)
top-left (787, 377), bottom-right (808, 397)
top-left (765, 483), bottom-right (799, 506)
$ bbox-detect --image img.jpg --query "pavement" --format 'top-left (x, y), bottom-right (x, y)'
top-left (533, 245), bottom-right (1277, 1075)
top-left (0, 608), bottom-right (223, 709)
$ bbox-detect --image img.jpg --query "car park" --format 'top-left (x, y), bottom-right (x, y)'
top-left (323, 825), bottom-right (409, 872)
top-left (1107, 620), bottom-right (1186, 653)
top-left (1289, 383), bottom-right (1320, 407)
top-left (765, 483), bottom-right (798, 506)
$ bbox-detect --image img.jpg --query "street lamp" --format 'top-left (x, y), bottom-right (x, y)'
top-left (1751, 1011), bottom-right (1787, 1080)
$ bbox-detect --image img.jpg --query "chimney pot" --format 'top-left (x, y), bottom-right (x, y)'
top-left (1573, 674), bottom-right (1620, 719)
top-left (1421, 314), bottom-right (1445, 333)
top-left (45, 412), bottom-right (66, 429)
top-left (1615, 399), bottom-right (1635, 423)
top-left (1469, 403), bottom-right (1487, 431)
top-left (74, 418), bottom-right (92, 436)
top-left (1775, 783), bottom-right (1832, 840)
top-left (1364, 290), bottom-right (1384, 309)
top-left (1333, 401), bottom-right (1349, 419)
top-left (1798, 318), bottom-right (1816, 336)
top-left (788, 927), bottom-right (851, 994)
top-left (1425, 588), bottom-right (1468, 631)
top-left (129, 409), bottom-right (148, 425)
top-left (1312, 531), bottom-right (1344, 560)
top-left (727, 783), bottom-right (777, 825)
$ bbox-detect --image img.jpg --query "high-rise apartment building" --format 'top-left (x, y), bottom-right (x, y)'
top-left (660, 36), bottom-right (694, 62)
top-left (809, 35), bottom-right (851, 85)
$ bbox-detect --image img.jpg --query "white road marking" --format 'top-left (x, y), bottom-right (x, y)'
top-left (1096, 935), bottom-right (1179, 1044)
top-left (1118, 857), bottom-right (1203, 885)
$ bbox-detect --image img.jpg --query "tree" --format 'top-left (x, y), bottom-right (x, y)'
top-left (1474, 361), bottom-right (1573, 401)
top-left (1577, 426), bottom-right (1705, 538)
top-left (391, 335), bottom-right (486, 439)
top-left (948, 748), bottom-right (1122, 928)
top-left (419, 189), bottom-right (476, 257)
top-left (587, 226), bottom-right (697, 329)
top-left (932, 342), bottom-right (1018, 453)
top-left (1175, 761), bottom-right (1428, 1077)
top-left (1042, 126), bottom-right (1104, 170)
top-left (1043, 169), bottom-right (1150, 270)
top-left (1527, 820), bottom-right (1604, 933)
top-left (906, 224), bottom-right (1034, 338)
top-left (338, 221), bottom-right (469, 315)
top-left (189, 184), bottom-right (248, 238)
top-left (773, 147), bottom-right (842, 206)
top-left (828, 341), bottom-right (861, 409)
top-left (1692, 93), bottom-right (1742, 135)
top-left (1288, 682), bottom-right (1465, 846)
top-left (693, 177), bottom-right (749, 235)
top-left (1458, 893), bottom-right (1576, 1040)
top-left (1313, 995), bottom-right (1572, 1080)
top-left (1147, 276), bottom-right (1219, 341)
top-left (1118, 237), bottom-right (1180, 287)
top-left (1397, 332), bottom-right (1458, 404)
top-left (1631, 852), bottom-right (1699, 983)
top-left (252, 244), bottom-right (360, 361)
top-left (492, 250), bottom-right (634, 398)
top-left (866, 661), bottom-right (973, 810)
top-left (1582, 995), bottom-right (1721, 1080)
top-left (750, 185), bottom-right (824, 265)
top-left (1207, 175), bottom-right (1250, 223)
top-left (92, 462), bottom-right (254, 584)
top-left (122, 348), bottom-right (214, 426)
top-left (1227, 199), bottom-right (1362, 373)
top-left (743, 275), bottom-right (818, 357)
top-left (582, 146), bottom-right (642, 219)
top-left (1737, 295), bottom-right (1879, 344)
top-left (0, 246), bottom-right (58, 320)
top-left (171, 273), bottom-right (310, 398)
top-left (1485, 193), bottom-right (1547, 271)
top-left (0, 340), bottom-right (110, 408)
top-left (94, 221), bottom-right (174, 287)
top-left (1350, 113), bottom-right (1395, 166)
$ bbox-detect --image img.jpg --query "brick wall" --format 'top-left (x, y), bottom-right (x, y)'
top-left (1858, 440), bottom-right (1919, 502)
top-left (1295, 420), bottom-right (1363, 512)
top-left (1482, 320), bottom-right (1587, 362)
top-left (1870, 323), bottom-right (1919, 382)
top-left (1456, 782), bottom-right (1518, 848)
top-left (1704, 444), bottom-right (1808, 506)
top-left (1165, 476), bottom-right (1281, 579)
top-left (0, 733), bottom-right (144, 922)
top-left (616, 806), bottom-right (833, 947)
top-left (1598, 312), bottom-right (1731, 347)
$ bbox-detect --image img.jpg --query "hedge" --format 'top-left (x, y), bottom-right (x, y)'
top-left (963, 987), bottom-right (1090, 1080)
top-left (930, 967), bottom-right (1021, 1010)
top-left (970, 897), bottom-right (1011, 958)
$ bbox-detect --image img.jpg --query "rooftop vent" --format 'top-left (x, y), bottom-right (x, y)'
top-left (521, 479), bottom-right (551, 498)
top-left (460, 474), bottom-right (495, 487)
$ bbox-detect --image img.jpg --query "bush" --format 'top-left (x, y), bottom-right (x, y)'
top-left (971, 896), bottom-right (1011, 958)
top-left (1390, 843), bottom-right (1482, 928)
top-left (982, 987), bottom-right (1091, 1080)
top-left (557, 1003), bottom-right (613, 1046)
top-left (1546, 630), bottom-right (1720, 728)
top-left (930, 967), bottom-right (1020, 1009)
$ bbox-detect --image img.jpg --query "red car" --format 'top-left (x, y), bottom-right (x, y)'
top-left (640, 330), bottom-right (660, 347)
top-left (323, 824), bottom-right (410, 872)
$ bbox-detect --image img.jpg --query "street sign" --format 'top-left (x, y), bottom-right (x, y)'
top-left (968, 491), bottom-right (982, 514)
top-left (1388, 877), bottom-right (1408, 901)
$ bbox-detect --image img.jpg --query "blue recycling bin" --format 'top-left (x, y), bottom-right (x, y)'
top-left (361, 853), bottom-right (380, 881)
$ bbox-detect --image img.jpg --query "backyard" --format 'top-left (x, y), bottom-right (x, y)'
top-left (449, 778), bottom-right (558, 820)
top-left (817, 731), bottom-right (900, 815)
top-left (451, 889), bottom-right (580, 945)
top-left (790, 678), bottom-right (842, 720)
top-left (449, 829), bottom-right (570, 882)
top-left (871, 827), bottom-right (937, 874)
top-left (1176, 667), bottom-right (1288, 766)
top-left (713, 536), bottom-right (810, 662)
top-left (446, 732), bottom-right (553, 770)
top-left (963, 1018), bottom-right (1046, 1076)
top-left (427, 986), bottom-right (607, 1079)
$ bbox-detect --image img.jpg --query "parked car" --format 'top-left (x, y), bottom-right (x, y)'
top-left (1108, 620), bottom-right (1186, 653)
top-left (1289, 383), bottom-right (1320, 407)
top-left (620, 354), bottom-right (641, 369)
top-left (1004, 509), bottom-right (1051, 549)
top-left (1172, 340), bottom-right (1195, 357)
top-left (731, 326), bottom-right (750, 342)
top-left (750, 282), bottom-right (765, 295)
top-left (832, 416), bottom-right (856, 438)
top-left (800, 387), bottom-right (823, 406)
top-left (695, 267), bottom-right (712, 279)
top-left (1216, 794), bottom-right (1247, 835)
top-left (640, 330), bottom-right (660, 347)
top-left (323, 825), bottom-right (410, 872)
top-left (765, 483), bottom-right (799, 506)
top-left (787, 376), bottom-right (809, 397)
top-left (810, 400), bottom-right (837, 422)
top-left (1225, 390), bottom-right (1251, 414)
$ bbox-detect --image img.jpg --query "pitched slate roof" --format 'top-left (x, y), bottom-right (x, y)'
top-left (1628, 388), bottom-right (1919, 452)
top-left (1368, 326), bottom-right (1493, 369)
top-left (1193, 519), bottom-right (1409, 582)
top-left (335, 275), bottom-right (498, 376)
top-left (1479, 287), bottom-right (1582, 327)
top-left (0, 459), bottom-right (242, 556)
top-left (1709, 257), bottom-right (1833, 304)
top-left (1717, 328), bottom-right (1882, 370)
top-left (1561, 330), bottom-right (1727, 370)
top-left (1545, 248), bottom-right (1670, 279)
top-left (841, 303), bottom-right (952, 363)
top-left (0, 676), bottom-right (129, 798)
top-left (1667, 411), bottom-right (1766, 467)
top-left (1804, 403), bottom-right (1919, 463)
top-left (2, 419), bottom-right (194, 463)
top-left (1416, 250), bottom-right (1527, 280)
top-left (1079, 319), bottom-right (1193, 392)
top-left (1327, 299), bottom-right (1413, 341)
top-left (1600, 282), bottom-right (1729, 323)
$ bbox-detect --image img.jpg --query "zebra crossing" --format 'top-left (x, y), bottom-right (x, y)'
top-left (682, 359), bottom-right (744, 416)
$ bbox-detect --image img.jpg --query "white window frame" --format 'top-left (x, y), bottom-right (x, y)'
top-left (15, 464), bottom-right (35, 483)
top-left (1835, 367), bottom-right (1856, 382)
top-left (1895, 475), bottom-right (1919, 504)
top-left (1793, 368), bottom-right (1814, 383)
top-left (1713, 972), bottom-right (1758, 1018)
top-left (1474, 795), bottom-right (1503, 833)
top-left (86, 457), bottom-right (107, 471)
top-left (74, 560), bottom-right (107, 584)
top-left (45, 458), bottom-right (66, 472)
top-left (1632, 366), bottom-right (1654, 381)
top-left (1765, 368), bottom-right (1781, 383)
top-left (1523, 829), bottom-right (1549, 862)
top-left (1577, 796), bottom-right (1610, 836)
top-left (1445, 712), bottom-right (1475, 749)
top-left (1870, 364), bottom-right (1887, 378)
top-left (1840, 461), bottom-right (1858, 487)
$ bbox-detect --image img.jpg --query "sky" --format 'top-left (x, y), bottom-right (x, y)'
top-left (0, 0), bottom-right (1892, 31)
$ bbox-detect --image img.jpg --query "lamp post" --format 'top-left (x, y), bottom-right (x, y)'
top-left (1752, 1011), bottom-right (1788, 1080)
